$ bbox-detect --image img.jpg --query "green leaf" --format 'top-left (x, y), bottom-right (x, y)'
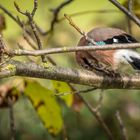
top-left (53, 81), bottom-right (73, 107)
top-left (24, 81), bottom-right (63, 135)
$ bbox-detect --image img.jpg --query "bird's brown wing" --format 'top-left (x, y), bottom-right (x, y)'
top-left (76, 50), bottom-right (117, 76)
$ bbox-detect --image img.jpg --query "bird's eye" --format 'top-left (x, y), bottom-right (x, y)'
top-left (113, 38), bottom-right (118, 43)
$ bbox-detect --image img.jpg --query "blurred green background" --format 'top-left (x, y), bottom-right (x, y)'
top-left (0, 0), bottom-right (140, 140)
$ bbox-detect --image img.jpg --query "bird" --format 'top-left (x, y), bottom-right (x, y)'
top-left (75, 27), bottom-right (140, 76)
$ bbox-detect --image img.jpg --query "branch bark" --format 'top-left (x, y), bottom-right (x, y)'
top-left (1, 60), bottom-right (140, 89)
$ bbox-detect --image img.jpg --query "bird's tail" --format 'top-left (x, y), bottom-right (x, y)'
top-left (122, 50), bottom-right (140, 70)
top-left (127, 56), bottom-right (140, 70)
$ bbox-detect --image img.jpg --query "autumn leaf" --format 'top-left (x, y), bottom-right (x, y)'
top-left (24, 81), bottom-right (63, 135)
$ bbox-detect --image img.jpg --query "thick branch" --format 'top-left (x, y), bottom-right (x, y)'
top-left (1, 60), bottom-right (140, 89)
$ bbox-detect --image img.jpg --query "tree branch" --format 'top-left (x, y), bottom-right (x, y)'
top-left (8, 98), bottom-right (16, 140)
top-left (77, 94), bottom-right (114, 140)
top-left (14, 1), bottom-right (46, 62)
top-left (1, 60), bottom-right (140, 89)
top-left (109, 0), bottom-right (140, 27)
top-left (37, 0), bottom-right (74, 35)
top-left (31, 0), bottom-right (38, 18)
top-left (5, 43), bottom-right (140, 56)
top-left (116, 111), bottom-right (128, 140)
top-left (0, 4), bottom-right (32, 38)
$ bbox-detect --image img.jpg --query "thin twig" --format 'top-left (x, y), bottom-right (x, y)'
top-left (0, 4), bottom-right (23, 27)
top-left (127, 17), bottom-right (132, 34)
top-left (64, 14), bottom-right (85, 36)
top-left (0, 4), bottom-right (35, 41)
top-left (0, 4), bottom-right (33, 38)
top-left (64, 14), bottom-right (96, 45)
top-left (14, 2), bottom-right (25, 15)
top-left (62, 124), bottom-right (68, 140)
top-left (55, 87), bottom-right (96, 96)
top-left (76, 94), bottom-right (114, 140)
top-left (27, 14), bottom-right (42, 50)
top-left (31, 0), bottom-right (38, 17)
top-left (127, 0), bottom-right (134, 34)
top-left (49, 0), bottom-right (73, 31)
top-left (37, 0), bottom-right (74, 35)
top-left (14, 1), bottom-right (46, 62)
top-left (5, 43), bottom-right (140, 56)
top-left (27, 13), bottom-right (46, 62)
top-left (115, 111), bottom-right (128, 140)
top-left (94, 90), bottom-right (103, 112)
top-left (109, 0), bottom-right (140, 27)
top-left (8, 98), bottom-right (16, 140)
top-left (36, 9), bottom-right (119, 34)
top-left (23, 34), bottom-right (37, 50)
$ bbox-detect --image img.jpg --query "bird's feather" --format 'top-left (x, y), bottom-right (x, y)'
top-left (76, 27), bottom-right (139, 75)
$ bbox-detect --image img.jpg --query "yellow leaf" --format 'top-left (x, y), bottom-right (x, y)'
top-left (24, 81), bottom-right (63, 135)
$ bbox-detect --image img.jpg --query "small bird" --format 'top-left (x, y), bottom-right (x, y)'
top-left (76, 27), bottom-right (140, 75)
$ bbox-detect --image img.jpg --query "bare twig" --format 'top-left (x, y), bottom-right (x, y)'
top-left (8, 98), bottom-right (16, 140)
top-left (23, 34), bottom-right (37, 50)
top-left (14, 2), bottom-right (27, 15)
top-left (115, 111), bottom-right (128, 140)
top-left (94, 90), bottom-right (103, 112)
top-left (14, 1), bottom-right (46, 62)
top-left (62, 124), bottom-right (68, 140)
top-left (31, 0), bottom-right (38, 17)
top-left (0, 4), bottom-right (23, 27)
top-left (64, 14), bottom-right (85, 36)
top-left (109, 0), bottom-right (140, 27)
top-left (4, 43), bottom-right (140, 56)
top-left (76, 94), bottom-right (114, 140)
top-left (0, 4), bottom-right (33, 38)
top-left (55, 87), bottom-right (96, 96)
top-left (127, 0), bottom-right (134, 34)
top-left (127, 17), bottom-right (132, 34)
top-left (49, 0), bottom-right (73, 31)
top-left (37, 0), bottom-right (74, 35)
top-left (69, 81), bottom-right (114, 140)
top-left (27, 14), bottom-right (42, 50)
top-left (36, 9), bottom-right (119, 34)
top-left (64, 14), bottom-right (96, 45)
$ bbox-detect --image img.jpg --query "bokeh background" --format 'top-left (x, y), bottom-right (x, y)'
top-left (0, 0), bottom-right (140, 140)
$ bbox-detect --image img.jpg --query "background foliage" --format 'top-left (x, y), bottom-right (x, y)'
top-left (0, 0), bottom-right (140, 140)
